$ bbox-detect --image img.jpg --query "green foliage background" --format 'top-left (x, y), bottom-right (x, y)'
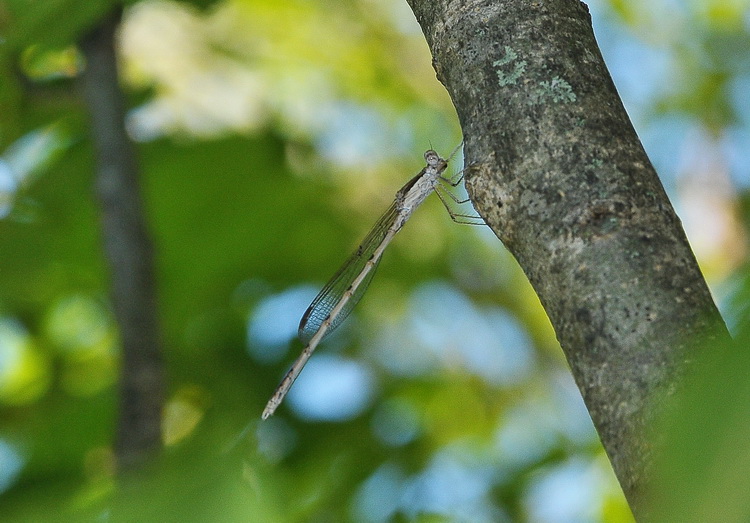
top-left (0, 0), bottom-right (749, 521)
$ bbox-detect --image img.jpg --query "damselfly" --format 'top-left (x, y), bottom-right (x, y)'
top-left (262, 146), bottom-right (481, 419)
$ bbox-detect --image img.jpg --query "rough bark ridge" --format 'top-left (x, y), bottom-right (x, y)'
top-left (406, 0), bottom-right (730, 516)
top-left (79, 10), bottom-right (165, 470)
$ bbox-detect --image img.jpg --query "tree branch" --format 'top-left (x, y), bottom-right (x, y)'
top-left (79, 9), bottom-right (165, 470)
top-left (406, 0), bottom-right (730, 517)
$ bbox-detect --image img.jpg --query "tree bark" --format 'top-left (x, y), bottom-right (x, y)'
top-left (79, 9), bottom-right (165, 470)
top-left (406, 0), bottom-right (730, 517)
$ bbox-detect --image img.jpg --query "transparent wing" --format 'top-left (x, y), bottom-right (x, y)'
top-left (298, 202), bottom-right (399, 344)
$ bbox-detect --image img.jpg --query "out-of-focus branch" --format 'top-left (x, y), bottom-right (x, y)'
top-left (79, 9), bottom-right (165, 470)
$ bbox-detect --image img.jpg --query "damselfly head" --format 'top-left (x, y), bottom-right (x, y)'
top-left (424, 150), bottom-right (440, 166)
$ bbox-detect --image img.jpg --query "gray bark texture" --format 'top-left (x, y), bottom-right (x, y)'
top-left (406, 0), bottom-right (731, 518)
top-left (79, 10), bottom-right (165, 471)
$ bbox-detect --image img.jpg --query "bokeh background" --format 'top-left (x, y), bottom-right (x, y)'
top-left (1, 0), bottom-right (749, 521)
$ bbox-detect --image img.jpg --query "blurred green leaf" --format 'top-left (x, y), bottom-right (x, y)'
top-left (647, 326), bottom-right (750, 523)
top-left (3, 0), bottom-right (117, 51)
